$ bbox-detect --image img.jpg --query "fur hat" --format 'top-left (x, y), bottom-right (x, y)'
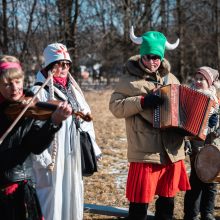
top-left (43, 43), bottom-right (72, 68)
top-left (197, 66), bottom-right (219, 87)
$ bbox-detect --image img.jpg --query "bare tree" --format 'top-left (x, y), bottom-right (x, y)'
top-left (160, 0), bottom-right (167, 34)
top-left (20, 0), bottom-right (37, 62)
top-left (123, 0), bottom-right (131, 65)
top-left (176, 0), bottom-right (185, 82)
top-left (214, 0), bottom-right (220, 69)
top-left (56, 0), bottom-right (80, 79)
top-left (0, 0), bottom-right (220, 86)
top-left (1, 0), bottom-right (8, 53)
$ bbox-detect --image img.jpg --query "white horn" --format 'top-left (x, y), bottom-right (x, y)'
top-left (129, 26), bottom-right (143, 45)
top-left (165, 38), bottom-right (180, 50)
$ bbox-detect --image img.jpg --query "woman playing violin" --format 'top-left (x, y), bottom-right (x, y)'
top-left (31, 43), bottom-right (101, 220)
top-left (0, 55), bottom-right (72, 220)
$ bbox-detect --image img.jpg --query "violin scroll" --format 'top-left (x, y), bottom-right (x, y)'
top-left (74, 111), bottom-right (93, 122)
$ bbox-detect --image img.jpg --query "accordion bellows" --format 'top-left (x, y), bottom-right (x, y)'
top-left (153, 84), bottom-right (216, 140)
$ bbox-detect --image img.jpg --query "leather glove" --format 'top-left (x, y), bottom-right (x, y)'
top-left (208, 113), bottom-right (218, 128)
top-left (143, 93), bottom-right (164, 108)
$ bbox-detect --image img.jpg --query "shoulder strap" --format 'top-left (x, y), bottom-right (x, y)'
top-left (163, 75), bottom-right (169, 85)
top-left (34, 82), bottom-right (65, 101)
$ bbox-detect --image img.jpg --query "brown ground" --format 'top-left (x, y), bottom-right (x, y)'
top-left (83, 88), bottom-right (220, 220)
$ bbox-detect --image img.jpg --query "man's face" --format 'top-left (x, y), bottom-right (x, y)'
top-left (141, 54), bottom-right (161, 72)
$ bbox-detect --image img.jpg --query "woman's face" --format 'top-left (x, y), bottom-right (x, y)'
top-left (141, 54), bottom-right (161, 72)
top-left (194, 73), bottom-right (209, 90)
top-left (51, 61), bottom-right (71, 78)
top-left (0, 77), bottom-right (24, 102)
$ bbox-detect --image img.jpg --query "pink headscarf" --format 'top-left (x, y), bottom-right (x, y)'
top-left (0, 62), bottom-right (22, 70)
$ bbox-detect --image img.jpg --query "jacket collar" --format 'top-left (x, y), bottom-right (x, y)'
top-left (126, 55), bottom-right (154, 78)
top-left (126, 55), bottom-right (163, 84)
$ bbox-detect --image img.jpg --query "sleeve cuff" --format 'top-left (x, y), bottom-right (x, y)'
top-left (140, 96), bottom-right (145, 108)
top-left (49, 119), bottom-right (62, 131)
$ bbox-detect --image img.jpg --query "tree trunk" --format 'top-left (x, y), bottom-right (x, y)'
top-left (176, 0), bottom-right (185, 83)
top-left (215, 0), bottom-right (220, 69)
top-left (123, 0), bottom-right (131, 68)
top-left (2, 0), bottom-right (8, 53)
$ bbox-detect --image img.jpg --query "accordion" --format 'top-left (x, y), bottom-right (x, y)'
top-left (153, 84), bottom-right (216, 140)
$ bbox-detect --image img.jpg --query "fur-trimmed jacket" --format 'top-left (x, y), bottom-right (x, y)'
top-left (109, 55), bottom-right (185, 164)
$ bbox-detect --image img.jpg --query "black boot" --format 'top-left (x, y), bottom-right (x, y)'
top-left (184, 163), bottom-right (202, 220)
top-left (127, 202), bottom-right (148, 220)
top-left (200, 183), bottom-right (217, 220)
top-left (154, 196), bottom-right (174, 220)
top-left (184, 187), bottom-right (201, 220)
top-left (183, 215), bottom-right (200, 220)
top-left (201, 213), bottom-right (216, 220)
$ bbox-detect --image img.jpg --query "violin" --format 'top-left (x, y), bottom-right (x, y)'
top-left (4, 97), bottom-right (93, 122)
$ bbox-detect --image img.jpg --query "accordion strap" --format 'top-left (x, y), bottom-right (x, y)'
top-left (162, 75), bottom-right (169, 85)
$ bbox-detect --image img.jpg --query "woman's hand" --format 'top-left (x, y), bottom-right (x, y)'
top-left (51, 101), bottom-right (72, 125)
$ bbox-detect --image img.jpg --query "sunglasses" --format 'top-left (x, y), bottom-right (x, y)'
top-left (143, 55), bottom-right (161, 60)
top-left (56, 61), bottom-right (71, 69)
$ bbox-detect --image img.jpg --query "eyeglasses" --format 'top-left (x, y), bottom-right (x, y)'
top-left (143, 55), bottom-right (161, 61)
top-left (56, 61), bottom-right (71, 69)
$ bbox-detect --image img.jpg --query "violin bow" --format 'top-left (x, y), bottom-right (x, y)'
top-left (0, 71), bottom-right (54, 145)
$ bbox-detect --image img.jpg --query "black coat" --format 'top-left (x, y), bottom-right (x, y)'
top-left (0, 101), bottom-right (61, 186)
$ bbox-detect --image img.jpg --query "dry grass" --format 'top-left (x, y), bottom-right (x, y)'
top-left (83, 88), bottom-right (220, 220)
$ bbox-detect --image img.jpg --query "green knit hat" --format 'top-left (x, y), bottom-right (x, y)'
top-left (140, 31), bottom-right (166, 59)
top-left (130, 26), bottom-right (179, 60)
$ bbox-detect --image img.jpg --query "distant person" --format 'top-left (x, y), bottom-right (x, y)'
top-left (184, 66), bottom-right (219, 220)
top-left (0, 55), bottom-right (71, 220)
top-left (109, 27), bottom-right (191, 220)
top-left (31, 43), bottom-right (101, 220)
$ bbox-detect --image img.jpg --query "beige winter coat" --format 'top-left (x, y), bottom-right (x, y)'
top-left (109, 55), bottom-right (186, 164)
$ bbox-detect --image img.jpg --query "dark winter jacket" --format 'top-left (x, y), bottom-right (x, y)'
top-left (0, 100), bottom-right (61, 186)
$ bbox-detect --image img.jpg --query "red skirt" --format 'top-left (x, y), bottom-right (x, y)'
top-left (126, 160), bottom-right (191, 203)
